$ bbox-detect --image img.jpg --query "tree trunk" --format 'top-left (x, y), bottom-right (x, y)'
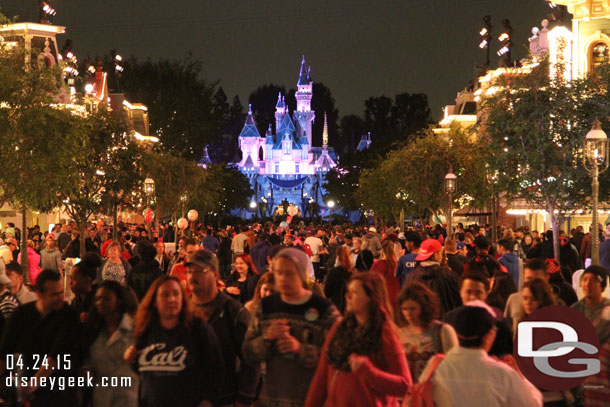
top-left (79, 220), bottom-right (86, 258)
top-left (548, 203), bottom-right (561, 265)
top-left (21, 207), bottom-right (29, 284)
top-left (112, 203), bottom-right (118, 242)
top-left (173, 214), bottom-right (178, 244)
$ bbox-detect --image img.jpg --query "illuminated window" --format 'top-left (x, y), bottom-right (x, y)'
top-left (589, 41), bottom-right (610, 74)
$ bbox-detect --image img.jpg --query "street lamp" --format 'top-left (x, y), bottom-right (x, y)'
top-left (308, 197), bottom-right (315, 219)
top-left (486, 164), bottom-right (498, 244)
top-left (144, 177), bottom-right (155, 236)
top-left (327, 200), bottom-right (335, 222)
top-left (479, 15), bottom-right (492, 67)
top-left (583, 118), bottom-right (609, 266)
top-left (144, 177), bottom-right (155, 196)
top-left (445, 168), bottom-right (457, 239)
top-left (261, 196), bottom-right (268, 218)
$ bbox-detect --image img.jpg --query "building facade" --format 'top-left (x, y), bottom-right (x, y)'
top-left (236, 57), bottom-right (338, 218)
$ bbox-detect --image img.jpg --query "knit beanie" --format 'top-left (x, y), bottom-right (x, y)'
top-left (274, 247), bottom-right (311, 283)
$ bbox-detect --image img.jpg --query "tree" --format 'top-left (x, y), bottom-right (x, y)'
top-left (207, 165), bottom-right (253, 213)
top-left (209, 89), bottom-right (245, 163)
top-left (141, 151), bottom-right (205, 221)
top-left (0, 43), bottom-right (88, 278)
top-left (482, 57), bottom-right (610, 264)
top-left (355, 125), bottom-right (488, 225)
top-left (61, 108), bottom-right (144, 256)
top-left (324, 148), bottom-right (377, 212)
top-left (120, 55), bottom-right (218, 160)
top-left (363, 93), bottom-right (432, 155)
top-left (338, 114), bottom-right (366, 155)
top-left (141, 152), bottom-right (253, 223)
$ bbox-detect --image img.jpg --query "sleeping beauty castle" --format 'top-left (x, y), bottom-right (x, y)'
top-left (235, 56), bottom-right (344, 219)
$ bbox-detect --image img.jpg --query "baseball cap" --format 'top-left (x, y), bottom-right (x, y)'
top-left (368, 227), bottom-right (377, 233)
top-left (415, 239), bottom-right (443, 261)
top-left (185, 249), bottom-right (219, 271)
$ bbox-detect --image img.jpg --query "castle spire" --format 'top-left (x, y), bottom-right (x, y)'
top-left (298, 55), bottom-right (309, 86)
top-left (323, 112), bottom-right (328, 149)
top-left (275, 92), bottom-right (284, 109)
top-left (300, 55), bottom-right (306, 75)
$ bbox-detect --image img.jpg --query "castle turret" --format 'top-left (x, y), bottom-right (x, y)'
top-left (275, 92), bottom-right (286, 127)
top-left (294, 55), bottom-right (315, 147)
top-left (238, 104), bottom-right (262, 171)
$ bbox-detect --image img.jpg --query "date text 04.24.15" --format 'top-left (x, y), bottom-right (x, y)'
top-left (5, 354), bottom-right (71, 371)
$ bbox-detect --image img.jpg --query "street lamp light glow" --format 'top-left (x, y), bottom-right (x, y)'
top-left (444, 170), bottom-right (457, 193)
top-left (249, 201), bottom-right (257, 209)
top-left (144, 177), bottom-right (155, 197)
top-left (585, 118), bottom-right (609, 166)
top-left (327, 200), bottom-right (335, 209)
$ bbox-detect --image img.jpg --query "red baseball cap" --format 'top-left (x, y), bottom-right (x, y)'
top-left (416, 239), bottom-right (443, 261)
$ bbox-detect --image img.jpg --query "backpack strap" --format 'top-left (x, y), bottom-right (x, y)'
top-left (419, 353), bottom-right (445, 383)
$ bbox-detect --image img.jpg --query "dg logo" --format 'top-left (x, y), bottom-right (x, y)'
top-left (514, 305), bottom-right (600, 391)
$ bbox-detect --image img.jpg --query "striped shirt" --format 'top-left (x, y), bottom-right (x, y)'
top-left (0, 289), bottom-right (19, 319)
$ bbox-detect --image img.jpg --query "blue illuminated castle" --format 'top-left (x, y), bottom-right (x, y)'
top-left (236, 56), bottom-right (338, 218)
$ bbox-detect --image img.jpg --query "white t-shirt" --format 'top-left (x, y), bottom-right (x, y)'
top-left (304, 236), bottom-right (324, 263)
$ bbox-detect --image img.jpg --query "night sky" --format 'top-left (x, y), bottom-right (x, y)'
top-left (3, 1), bottom-right (555, 120)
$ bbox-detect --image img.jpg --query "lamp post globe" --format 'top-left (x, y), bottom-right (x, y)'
top-left (144, 177), bottom-right (155, 197)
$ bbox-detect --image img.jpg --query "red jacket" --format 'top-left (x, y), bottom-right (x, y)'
top-left (305, 320), bottom-right (412, 407)
top-left (370, 259), bottom-right (400, 306)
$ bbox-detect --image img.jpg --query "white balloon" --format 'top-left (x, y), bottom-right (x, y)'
top-left (177, 218), bottom-right (189, 230)
top-left (187, 209), bottom-right (199, 222)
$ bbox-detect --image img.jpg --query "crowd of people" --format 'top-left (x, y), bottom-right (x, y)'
top-left (0, 218), bottom-right (606, 406)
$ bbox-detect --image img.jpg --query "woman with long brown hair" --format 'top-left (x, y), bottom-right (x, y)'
top-left (225, 253), bottom-right (259, 303)
top-left (244, 271), bottom-right (275, 313)
top-left (124, 275), bottom-right (223, 407)
top-left (370, 239), bottom-right (400, 305)
top-left (324, 245), bottom-right (354, 312)
top-left (521, 278), bottom-right (556, 318)
top-left (306, 272), bottom-right (412, 407)
top-left (395, 282), bottom-right (457, 383)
